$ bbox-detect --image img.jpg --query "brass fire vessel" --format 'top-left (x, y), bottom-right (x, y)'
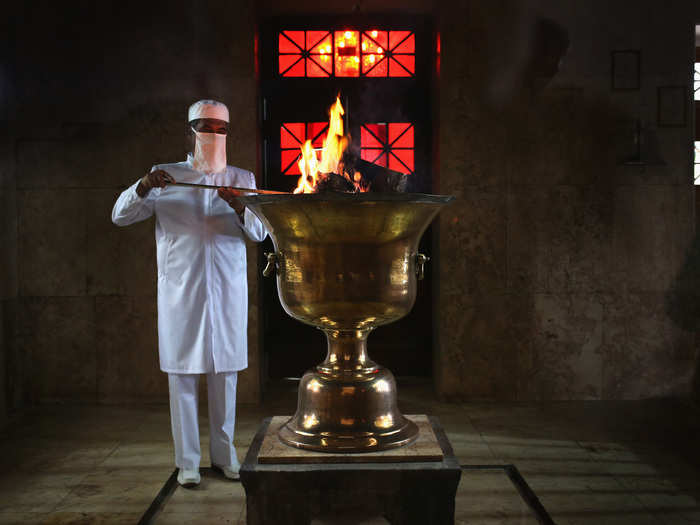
top-left (239, 192), bottom-right (453, 453)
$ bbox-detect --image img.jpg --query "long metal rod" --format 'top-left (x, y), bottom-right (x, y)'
top-left (167, 181), bottom-right (289, 194)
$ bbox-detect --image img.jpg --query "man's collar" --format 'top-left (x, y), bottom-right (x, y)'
top-left (185, 153), bottom-right (228, 176)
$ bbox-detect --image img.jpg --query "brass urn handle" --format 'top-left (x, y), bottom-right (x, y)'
top-left (263, 252), bottom-right (278, 277)
top-left (415, 253), bottom-right (430, 280)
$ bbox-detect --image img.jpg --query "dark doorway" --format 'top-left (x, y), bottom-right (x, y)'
top-left (258, 15), bottom-right (434, 382)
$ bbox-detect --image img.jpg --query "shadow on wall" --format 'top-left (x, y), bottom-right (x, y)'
top-left (444, 15), bottom-right (617, 399)
top-left (440, 3), bottom-right (696, 400)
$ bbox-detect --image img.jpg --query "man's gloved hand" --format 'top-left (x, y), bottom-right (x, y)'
top-left (136, 169), bottom-right (175, 197)
top-left (218, 188), bottom-right (245, 217)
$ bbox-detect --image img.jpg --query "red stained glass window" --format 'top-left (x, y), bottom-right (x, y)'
top-left (361, 30), bottom-right (415, 77)
top-left (279, 29), bottom-right (415, 77)
top-left (280, 122), bottom-right (328, 175)
top-left (279, 31), bottom-right (333, 77)
top-left (335, 30), bottom-right (360, 77)
top-left (360, 123), bottom-right (414, 174)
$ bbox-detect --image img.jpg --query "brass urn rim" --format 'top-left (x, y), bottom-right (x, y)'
top-left (238, 191), bottom-right (454, 205)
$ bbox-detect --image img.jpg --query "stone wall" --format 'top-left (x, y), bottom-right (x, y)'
top-left (1, 11), bottom-right (17, 426)
top-left (0, 131), bottom-right (16, 424)
top-left (5, 0), bottom-right (261, 405)
top-left (436, 0), bottom-right (700, 399)
top-left (3, 0), bottom-right (700, 407)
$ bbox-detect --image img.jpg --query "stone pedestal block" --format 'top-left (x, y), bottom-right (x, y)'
top-left (241, 415), bottom-right (461, 525)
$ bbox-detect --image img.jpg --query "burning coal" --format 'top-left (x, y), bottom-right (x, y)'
top-left (294, 95), bottom-right (408, 194)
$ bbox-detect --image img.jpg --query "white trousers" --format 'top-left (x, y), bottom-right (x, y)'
top-left (168, 371), bottom-right (239, 471)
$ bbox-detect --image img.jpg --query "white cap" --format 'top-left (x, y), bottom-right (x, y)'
top-left (188, 99), bottom-right (229, 123)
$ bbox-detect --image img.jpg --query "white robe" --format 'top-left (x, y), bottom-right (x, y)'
top-left (111, 157), bottom-right (267, 373)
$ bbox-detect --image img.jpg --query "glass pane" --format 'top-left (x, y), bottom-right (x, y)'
top-left (694, 63), bottom-right (699, 101)
top-left (694, 141), bottom-right (700, 184)
top-left (388, 123), bottom-right (413, 148)
top-left (361, 149), bottom-right (387, 167)
top-left (363, 124), bottom-right (387, 145)
top-left (363, 30), bottom-right (388, 52)
top-left (279, 55), bottom-right (304, 76)
top-left (281, 150), bottom-right (301, 175)
top-left (389, 55), bottom-right (415, 77)
top-left (309, 31), bottom-right (333, 76)
top-left (312, 53), bottom-right (333, 74)
top-left (362, 55), bottom-right (387, 76)
top-left (281, 123), bottom-right (304, 148)
top-left (389, 31), bottom-right (412, 52)
top-left (307, 58), bottom-right (330, 78)
top-left (279, 31), bottom-right (304, 53)
top-left (281, 123), bottom-right (328, 176)
top-left (308, 122), bottom-right (328, 147)
top-left (335, 30), bottom-right (360, 77)
top-left (391, 32), bottom-right (415, 54)
top-left (389, 149), bottom-right (414, 174)
top-left (307, 31), bottom-right (330, 52)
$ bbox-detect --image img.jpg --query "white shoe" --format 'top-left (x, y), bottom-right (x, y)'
top-left (177, 468), bottom-right (201, 488)
top-left (212, 463), bottom-right (240, 480)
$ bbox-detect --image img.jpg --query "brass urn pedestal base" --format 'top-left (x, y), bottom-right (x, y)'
top-left (279, 330), bottom-right (418, 452)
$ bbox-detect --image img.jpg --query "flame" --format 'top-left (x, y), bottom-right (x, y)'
top-left (293, 95), bottom-right (366, 193)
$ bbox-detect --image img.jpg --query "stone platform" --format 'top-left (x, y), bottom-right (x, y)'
top-left (240, 415), bottom-right (461, 525)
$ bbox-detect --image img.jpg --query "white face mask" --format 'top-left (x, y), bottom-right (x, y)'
top-left (192, 128), bottom-right (227, 173)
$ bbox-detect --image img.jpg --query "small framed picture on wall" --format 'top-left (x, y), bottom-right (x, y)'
top-left (611, 50), bottom-right (640, 90)
top-left (657, 86), bottom-right (687, 127)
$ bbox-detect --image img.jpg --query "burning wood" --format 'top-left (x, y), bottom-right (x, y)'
top-left (294, 95), bottom-right (409, 194)
top-left (314, 172), bottom-right (357, 193)
top-left (341, 154), bottom-right (409, 193)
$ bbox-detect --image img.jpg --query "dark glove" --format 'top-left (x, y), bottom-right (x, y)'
top-left (136, 169), bottom-right (175, 197)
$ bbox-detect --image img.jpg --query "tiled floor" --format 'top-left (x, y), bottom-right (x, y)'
top-left (0, 381), bottom-right (699, 524)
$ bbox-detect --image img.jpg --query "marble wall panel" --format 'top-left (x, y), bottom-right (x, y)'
top-left (545, 186), bottom-right (614, 294)
top-left (438, 104), bottom-right (510, 189)
top-left (225, 78), bottom-right (258, 173)
top-left (95, 295), bottom-right (164, 403)
top-left (506, 186), bottom-right (550, 293)
top-left (86, 189), bottom-right (157, 297)
top-left (520, 293), bottom-right (604, 400)
top-left (1, 187), bottom-right (18, 300)
top-left (15, 140), bottom-right (62, 190)
top-left (612, 185), bottom-right (687, 293)
top-left (2, 299), bottom-right (23, 410)
top-left (436, 292), bottom-right (531, 400)
top-left (439, 187), bottom-right (507, 296)
top-left (15, 135), bottom-right (131, 190)
top-left (104, 104), bottom-right (193, 187)
top-left (1, 135), bottom-right (18, 423)
top-left (0, 301), bottom-right (5, 428)
top-left (17, 189), bottom-right (87, 297)
top-left (0, 132), bottom-right (14, 189)
top-left (17, 297), bottom-right (97, 402)
top-left (602, 292), bottom-right (695, 399)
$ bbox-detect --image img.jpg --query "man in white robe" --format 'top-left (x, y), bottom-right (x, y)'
top-left (112, 100), bottom-right (267, 487)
